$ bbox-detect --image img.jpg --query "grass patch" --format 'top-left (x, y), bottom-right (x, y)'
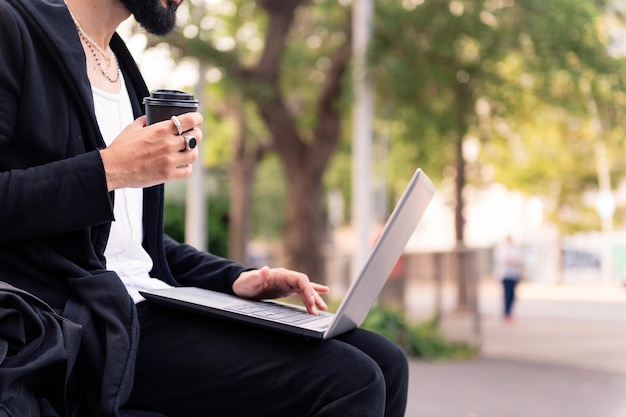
top-left (361, 304), bottom-right (477, 361)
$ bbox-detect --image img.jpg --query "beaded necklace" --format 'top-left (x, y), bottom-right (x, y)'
top-left (66, 3), bottom-right (120, 83)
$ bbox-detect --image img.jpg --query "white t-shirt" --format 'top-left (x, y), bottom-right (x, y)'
top-left (493, 240), bottom-right (523, 281)
top-left (92, 78), bottom-right (172, 303)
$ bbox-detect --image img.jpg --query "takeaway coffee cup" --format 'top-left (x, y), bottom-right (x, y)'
top-left (143, 89), bottom-right (200, 125)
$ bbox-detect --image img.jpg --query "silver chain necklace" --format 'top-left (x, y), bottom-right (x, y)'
top-left (66, 3), bottom-right (120, 83)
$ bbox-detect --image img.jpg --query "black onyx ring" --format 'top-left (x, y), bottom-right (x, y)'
top-left (182, 134), bottom-right (197, 151)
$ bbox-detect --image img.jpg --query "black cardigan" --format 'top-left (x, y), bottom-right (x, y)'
top-left (0, 0), bottom-right (248, 415)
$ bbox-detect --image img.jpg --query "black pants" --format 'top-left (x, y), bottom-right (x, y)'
top-left (125, 303), bottom-right (409, 417)
top-left (502, 278), bottom-right (519, 318)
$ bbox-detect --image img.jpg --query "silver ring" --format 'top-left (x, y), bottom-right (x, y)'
top-left (171, 115), bottom-right (183, 135)
top-left (182, 134), bottom-right (197, 151)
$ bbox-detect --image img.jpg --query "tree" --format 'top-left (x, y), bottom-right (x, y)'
top-left (359, 0), bottom-right (626, 306)
top-left (133, 0), bottom-right (626, 289)
top-left (154, 0), bottom-right (352, 282)
top-left (370, 0), bottom-right (626, 240)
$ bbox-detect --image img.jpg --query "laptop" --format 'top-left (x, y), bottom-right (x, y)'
top-left (140, 168), bottom-right (435, 340)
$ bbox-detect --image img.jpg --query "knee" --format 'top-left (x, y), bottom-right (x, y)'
top-left (314, 332), bottom-right (410, 415)
top-left (355, 357), bottom-right (386, 402)
top-left (383, 338), bottom-right (409, 371)
top-left (374, 336), bottom-right (409, 398)
top-left (335, 347), bottom-right (386, 390)
top-left (361, 331), bottom-right (409, 386)
top-left (320, 352), bottom-right (386, 416)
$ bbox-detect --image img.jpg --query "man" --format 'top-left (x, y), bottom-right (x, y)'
top-left (494, 235), bottom-right (524, 323)
top-left (0, 0), bottom-right (409, 416)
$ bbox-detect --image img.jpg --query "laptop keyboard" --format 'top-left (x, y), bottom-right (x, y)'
top-left (225, 302), bottom-right (331, 325)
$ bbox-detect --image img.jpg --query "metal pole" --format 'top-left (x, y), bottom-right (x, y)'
top-left (185, 65), bottom-right (207, 251)
top-left (581, 78), bottom-right (614, 285)
top-left (351, 0), bottom-right (374, 277)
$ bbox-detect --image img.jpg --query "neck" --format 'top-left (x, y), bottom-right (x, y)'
top-left (66, 0), bottom-right (128, 92)
top-left (65, 0), bottom-right (129, 48)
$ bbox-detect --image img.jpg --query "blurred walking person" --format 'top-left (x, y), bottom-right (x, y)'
top-left (494, 235), bottom-right (524, 323)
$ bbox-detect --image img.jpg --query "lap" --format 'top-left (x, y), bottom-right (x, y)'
top-left (126, 302), bottom-right (406, 417)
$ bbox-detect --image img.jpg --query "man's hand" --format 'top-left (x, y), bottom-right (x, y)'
top-left (233, 266), bottom-right (329, 315)
top-left (99, 113), bottom-right (203, 190)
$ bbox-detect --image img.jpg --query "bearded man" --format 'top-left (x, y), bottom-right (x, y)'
top-left (0, 0), bottom-right (409, 416)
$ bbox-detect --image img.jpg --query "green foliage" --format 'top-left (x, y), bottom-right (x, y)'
top-left (163, 198), bottom-right (186, 244)
top-left (362, 304), bottom-right (477, 361)
top-left (370, 0), bottom-right (626, 233)
top-left (146, 0), bottom-right (626, 245)
top-left (281, 1), bottom-right (352, 135)
top-left (206, 193), bottom-right (231, 257)
top-left (252, 155), bottom-right (287, 239)
top-left (163, 190), bottom-right (231, 258)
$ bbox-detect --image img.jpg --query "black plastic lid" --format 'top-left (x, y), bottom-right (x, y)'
top-left (143, 89), bottom-right (199, 106)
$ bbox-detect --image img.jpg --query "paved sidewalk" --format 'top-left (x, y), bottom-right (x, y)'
top-left (406, 358), bottom-right (626, 417)
top-left (404, 281), bottom-right (626, 417)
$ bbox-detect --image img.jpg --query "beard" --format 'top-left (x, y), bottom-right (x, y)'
top-left (119, 0), bottom-right (179, 36)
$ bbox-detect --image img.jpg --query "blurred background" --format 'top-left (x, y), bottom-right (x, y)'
top-left (120, 0), bottom-right (626, 415)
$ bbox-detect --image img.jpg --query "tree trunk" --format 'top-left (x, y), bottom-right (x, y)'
top-left (252, 91), bottom-right (330, 283)
top-left (228, 98), bottom-right (267, 264)
top-left (238, 2), bottom-right (349, 283)
top-left (254, 47), bottom-right (349, 282)
top-left (454, 80), bottom-right (469, 245)
top-left (453, 76), bottom-right (471, 311)
top-left (283, 164), bottom-right (326, 282)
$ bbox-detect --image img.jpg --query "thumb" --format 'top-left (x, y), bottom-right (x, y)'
top-left (252, 266), bottom-right (271, 289)
top-left (233, 266), bottom-right (270, 298)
